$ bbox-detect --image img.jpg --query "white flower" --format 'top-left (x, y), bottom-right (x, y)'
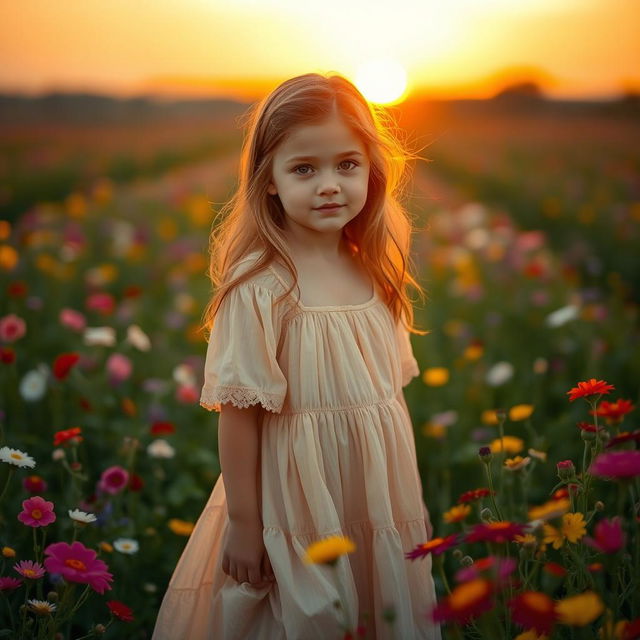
top-left (83, 326), bottom-right (116, 347)
top-left (19, 369), bottom-right (47, 402)
top-left (126, 324), bottom-right (151, 351)
top-left (172, 363), bottom-right (196, 387)
top-left (545, 304), bottom-right (579, 328)
top-left (486, 361), bottom-right (514, 387)
top-left (52, 448), bottom-right (66, 461)
top-left (147, 439), bottom-right (175, 459)
top-left (113, 538), bottom-right (139, 554)
top-left (431, 410), bottom-right (458, 427)
top-left (27, 599), bottom-right (56, 615)
top-left (68, 509), bottom-right (97, 524)
top-left (143, 582), bottom-right (157, 593)
top-left (0, 446), bottom-right (36, 469)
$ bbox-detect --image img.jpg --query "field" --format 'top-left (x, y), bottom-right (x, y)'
top-left (0, 96), bottom-right (639, 638)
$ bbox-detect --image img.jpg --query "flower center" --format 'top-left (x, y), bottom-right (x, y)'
top-left (10, 453), bottom-right (22, 460)
top-left (31, 509), bottom-right (42, 519)
top-left (64, 558), bottom-right (86, 571)
top-left (23, 569), bottom-right (37, 578)
top-left (450, 580), bottom-right (490, 611)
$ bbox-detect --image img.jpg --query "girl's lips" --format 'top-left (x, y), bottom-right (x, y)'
top-left (314, 205), bottom-right (344, 212)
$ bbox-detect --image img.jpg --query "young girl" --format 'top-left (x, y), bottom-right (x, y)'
top-left (152, 72), bottom-right (441, 640)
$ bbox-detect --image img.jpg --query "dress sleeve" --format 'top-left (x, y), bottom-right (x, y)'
top-left (199, 283), bottom-right (287, 413)
top-left (395, 318), bottom-right (420, 388)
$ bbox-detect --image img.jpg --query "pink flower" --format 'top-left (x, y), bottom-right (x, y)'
top-left (98, 466), bottom-right (129, 495)
top-left (18, 496), bottom-right (56, 527)
top-left (59, 308), bottom-right (87, 332)
top-left (43, 541), bottom-right (113, 594)
top-left (23, 475), bottom-right (48, 493)
top-left (589, 451), bottom-right (640, 479)
top-left (455, 555), bottom-right (517, 584)
top-left (583, 517), bottom-right (626, 554)
top-left (176, 385), bottom-right (198, 404)
top-left (0, 576), bottom-right (23, 591)
top-left (14, 560), bottom-right (45, 579)
top-left (85, 292), bottom-right (116, 316)
top-left (106, 353), bottom-right (132, 384)
top-left (0, 313), bottom-right (26, 343)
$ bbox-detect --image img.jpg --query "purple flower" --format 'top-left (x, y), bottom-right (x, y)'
top-left (583, 517), bottom-right (626, 554)
top-left (589, 451), bottom-right (640, 479)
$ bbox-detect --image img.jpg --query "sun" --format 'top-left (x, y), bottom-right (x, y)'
top-left (353, 59), bottom-right (409, 105)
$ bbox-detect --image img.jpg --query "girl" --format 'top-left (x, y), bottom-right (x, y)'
top-left (152, 72), bottom-right (441, 640)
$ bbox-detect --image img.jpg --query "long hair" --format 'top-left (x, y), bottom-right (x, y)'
top-left (200, 71), bottom-right (429, 340)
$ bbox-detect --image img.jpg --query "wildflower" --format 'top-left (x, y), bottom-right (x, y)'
top-left (443, 505), bottom-right (471, 524)
top-left (0, 576), bottom-right (22, 591)
top-left (0, 446), bottom-right (36, 469)
top-left (52, 352), bottom-right (80, 380)
top-left (99, 542), bottom-right (113, 553)
top-left (43, 541), bottom-right (113, 594)
top-left (59, 308), bottom-right (86, 332)
top-left (2, 547), bottom-right (16, 558)
top-left (458, 488), bottom-right (493, 504)
top-left (98, 466), bottom-right (129, 495)
top-left (304, 535), bottom-right (356, 566)
top-left (545, 305), bottom-right (579, 328)
top-left (150, 421), bottom-right (175, 436)
top-left (128, 472), bottom-right (144, 492)
top-left (106, 599), bottom-right (134, 622)
top-left (478, 447), bottom-right (492, 463)
top-left (18, 496), bottom-right (56, 527)
top-left (431, 579), bottom-right (494, 624)
top-left (0, 313), bottom-right (26, 342)
top-left (106, 353), bottom-right (132, 384)
top-left (489, 436), bottom-right (524, 454)
top-left (167, 519), bottom-right (194, 536)
top-left (555, 591), bottom-right (604, 626)
top-left (481, 409), bottom-right (499, 425)
top-left (591, 399), bottom-right (635, 424)
top-left (19, 367), bottom-right (48, 401)
top-left (589, 451), bottom-right (640, 479)
top-left (509, 405), bottom-right (534, 421)
top-left (509, 591), bottom-right (557, 635)
top-left (542, 513), bottom-right (586, 549)
top-left (543, 562), bottom-right (567, 578)
top-left (83, 326), bottom-right (116, 347)
top-left (465, 522), bottom-right (528, 544)
top-left (566, 378), bottom-right (615, 402)
top-left (505, 456), bottom-right (531, 471)
top-left (113, 538), bottom-right (139, 554)
top-left (606, 430), bottom-right (640, 449)
top-left (583, 517), bottom-right (626, 554)
top-left (53, 427), bottom-right (83, 447)
top-left (126, 324), bottom-right (151, 351)
top-left (147, 439), bottom-right (175, 459)
top-left (14, 560), bottom-right (45, 579)
top-left (422, 367), bottom-right (449, 386)
top-left (26, 599), bottom-right (56, 616)
top-left (69, 509), bottom-right (97, 524)
top-left (528, 498), bottom-right (570, 522)
top-left (486, 362), bottom-right (514, 387)
top-left (556, 460), bottom-right (575, 480)
top-left (422, 422), bottom-right (446, 439)
top-left (528, 448), bottom-right (547, 462)
top-left (455, 555), bottom-right (517, 584)
top-left (405, 534), bottom-right (459, 560)
top-left (23, 475), bottom-right (47, 493)
top-left (85, 292), bottom-right (116, 315)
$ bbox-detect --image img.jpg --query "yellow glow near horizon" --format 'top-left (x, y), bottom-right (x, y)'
top-left (354, 59), bottom-right (409, 105)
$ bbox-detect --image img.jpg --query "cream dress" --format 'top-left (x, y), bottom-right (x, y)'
top-left (152, 251), bottom-right (442, 640)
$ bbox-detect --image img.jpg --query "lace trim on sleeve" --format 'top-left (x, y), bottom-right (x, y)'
top-left (199, 385), bottom-right (284, 414)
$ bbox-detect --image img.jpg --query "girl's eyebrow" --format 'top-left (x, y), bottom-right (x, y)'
top-left (286, 150), bottom-right (364, 163)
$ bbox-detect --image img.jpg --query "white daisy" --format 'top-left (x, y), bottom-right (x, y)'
top-left (147, 439), bottom-right (175, 459)
top-left (83, 326), bottom-right (116, 347)
top-left (126, 324), bottom-right (151, 351)
top-left (172, 363), bottom-right (196, 387)
top-left (0, 446), bottom-right (36, 469)
top-left (19, 369), bottom-right (47, 402)
top-left (27, 599), bottom-right (56, 615)
top-left (113, 538), bottom-right (139, 554)
top-left (545, 304), bottom-right (579, 328)
top-left (68, 509), bottom-right (97, 524)
top-left (485, 361), bottom-right (514, 387)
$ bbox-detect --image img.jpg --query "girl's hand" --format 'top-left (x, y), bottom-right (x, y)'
top-left (222, 517), bottom-right (275, 589)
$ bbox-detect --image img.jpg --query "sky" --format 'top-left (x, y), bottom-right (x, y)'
top-left (1, 0), bottom-right (638, 102)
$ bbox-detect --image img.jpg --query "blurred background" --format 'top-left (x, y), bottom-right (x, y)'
top-left (1, 0), bottom-right (639, 637)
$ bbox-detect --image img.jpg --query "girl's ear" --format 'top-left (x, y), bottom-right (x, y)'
top-left (267, 183), bottom-right (278, 196)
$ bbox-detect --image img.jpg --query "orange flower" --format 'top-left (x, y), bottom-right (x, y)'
top-left (591, 399), bottom-right (635, 423)
top-left (53, 427), bottom-right (83, 447)
top-left (406, 534), bottom-right (459, 560)
top-left (444, 504), bottom-right (471, 523)
top-left (566, 379), bottom-right (615, 402)
top-left (431, 579), bottom-right (494, 624)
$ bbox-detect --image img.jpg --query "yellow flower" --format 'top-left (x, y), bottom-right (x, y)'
top-left (443, 504), bottom-right (471, 523)
top-left (504, 456), bottom-right (531, 471)
top-left (2, 546), bottom-right (16, 558)
top-left (157, 217), bottom-right (178, 241)
top-left (463, 343), bottom-right (483, 360)
top-left (528, 498), bottom-right (570, 522)
top-left (0, 220), bottom-right (11, 240)
top-left (489, 436), bottom-right (524, 454)
top-left (509, 404), bottom-right (534, 421)
top-left (514, 631), bottom-right (549, 640)
top-left (561, 512), bottom-right (586, 543)
top-left (513, 533), bottom-right (537, 547)
top-left (99, 541), bottom-right (113, 553)
top-left (304, 535), bottom-right (356, 565)
top-left (185, 194), bottom-right (212, 227)
top-left (528, 448), bottom-right (547, 462)
top-left (481, 409), bottom-right (499, 425)
top-left (65, 192), bottom-right (87, 219)
top-left (542, 523), bottom-right (564, 550)
top-left (421, 422), bottom-right (446, 439)
top-left (168, 519), bottom-right (195, 536)
top-left (555, 591), bottom-right (604, 626)
top-left (422, 368), bottom-right (449, 387)
top-left (0, 245), bottom-right (18, 271)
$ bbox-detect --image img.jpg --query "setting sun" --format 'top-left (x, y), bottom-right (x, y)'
top-left (353, 59), bottom-right (409, 105)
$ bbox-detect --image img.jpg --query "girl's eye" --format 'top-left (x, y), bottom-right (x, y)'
top-left (339, 159), bottom-right (358, 171)
top-left (292, 160), bottom-right (358, 175)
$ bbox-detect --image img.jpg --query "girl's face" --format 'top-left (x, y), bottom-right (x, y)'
top-left (267, 112), bottom-right (370, 251)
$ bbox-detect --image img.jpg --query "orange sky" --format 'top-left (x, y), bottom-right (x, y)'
top-left (1, 0), bottom-right (638, 101)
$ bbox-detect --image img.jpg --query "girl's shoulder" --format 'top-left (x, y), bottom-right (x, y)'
top-left (228, 250), bottom-right (292, 304)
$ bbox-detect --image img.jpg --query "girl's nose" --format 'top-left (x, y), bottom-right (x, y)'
top-left (318, 181), bottom-right (340, 195)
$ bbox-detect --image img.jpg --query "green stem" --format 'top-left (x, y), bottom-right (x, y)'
top-left (0, 467), bottom-right (16, 504)
top-left (484, 463), bottom-right (503, 521)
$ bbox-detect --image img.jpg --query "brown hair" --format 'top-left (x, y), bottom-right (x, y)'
top-left (200, 71), bottom-right (428, 339)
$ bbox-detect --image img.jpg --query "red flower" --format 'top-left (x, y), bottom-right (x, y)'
top-left (464, 522), bottom-right (527, 544)
top-left (620, 617), bottom-right (640, 640)
top-left (567, 378), bottom-right (615, 402)
top-left (23, 475), bottom-right (48, 493)
top-left (53, 427), bottom-right (83, 447)
top-left (128, 473), bottom-right (144, 492)
top-left (85, 292), bottom-right (116, 315)
top-left (457, 488), bottom-right (493, 504)
top-left (405, 534), bottom-right (459, 560)
top-left (576, 421), bottom-right (597, 432)
top-left (107, 599), bottom-right (134, 622)
top-left (123, 285), bottom-right (143, 299)
top-left (455, 555), bottom-right (517, 585)
top-left (0, 347), bottom-right (15, 364)
top-left (509, 591), bottom-right (557, 634)
top-left (7, 281), bottom-right (28, 298)
top-left (606, 430), bottom-right (640, 449)
top-left (150, 421), bottom-right (175, 436)
top-left (431, 579), bottom-right (494, 624)
top-left (591, 399), bottom-right (635, 423)
top-left (543, 562), bottom-right (567, 578)
top-left (53, 352), bottom-right (80, 380)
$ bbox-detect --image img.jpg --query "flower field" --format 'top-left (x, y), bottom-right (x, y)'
top-left (0, 104), bottom-right (639, 638)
